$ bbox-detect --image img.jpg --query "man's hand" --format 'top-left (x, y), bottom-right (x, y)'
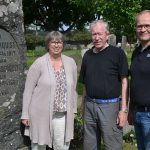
top-left (117, 111), bottom-right (127, 128)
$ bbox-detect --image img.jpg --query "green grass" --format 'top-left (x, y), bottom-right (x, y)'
top-left (26, 50), bottom-right (46, 67)
top-left (63, 49), bottom-right (81, 56)
top-left (26, 49), bottom-right (82, 67)
top-left (127, 51), bottom-right (132, 66)
top-left (102, 144), bottom-right (137, 150)
top-left (26, 57), bottom-right (37, 67)
top-left (123, 143), bottom-right (137, 150)
top-left (75, 143), bottom-right (137, 150)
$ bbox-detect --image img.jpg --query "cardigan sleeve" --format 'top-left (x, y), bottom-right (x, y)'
top-left (72, 59), bottom-right (78, 114)
top-left (21, 58), bottom-right (42, 119)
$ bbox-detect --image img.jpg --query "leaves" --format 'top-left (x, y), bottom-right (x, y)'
top-left (23, 0), bottom-right (96, 32)
top-left (23, 0), bottom-right (147, 42)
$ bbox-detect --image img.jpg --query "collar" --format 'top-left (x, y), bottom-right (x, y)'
top-left (93, 45), bottom-right (109, 53)
top-left (138, 44), bottom-right (150, 53)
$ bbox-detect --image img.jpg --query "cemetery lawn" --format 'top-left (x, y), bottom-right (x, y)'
top-left (77, 143), bottom-right (137, 150)
top-left (123, 143), bottom-right (137, 150)
top-left (26, 49), bottom-right (81, 68)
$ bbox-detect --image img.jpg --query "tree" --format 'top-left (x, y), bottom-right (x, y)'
top-left (97, 0), bottom-right (141, 43)
top-left (23, 0), bottom-right (96, 32)
top-left (69, 0), bottom-right (142, 43)
top-left (23, 0), bottom-right (145, 43)
top-left (141, 0), bottom-right (150, 10)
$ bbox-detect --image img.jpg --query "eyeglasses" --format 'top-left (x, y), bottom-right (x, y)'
top-left (50, 41), bottom-right (63, 46)
top-left (136, 24), bottom-right (150, 30)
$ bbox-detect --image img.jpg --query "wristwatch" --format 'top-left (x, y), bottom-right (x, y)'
top-left (120, 108), bottom-right (128, 113)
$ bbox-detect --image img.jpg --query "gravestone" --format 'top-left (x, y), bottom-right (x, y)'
top-left (81, 43), bottom-right (93, 57)
top-left (121, 35), bottom-right (127, 51)
top-left (108, 34), bottom-right (116, 46)
top-left (0, 0), bottom-right (27, 149)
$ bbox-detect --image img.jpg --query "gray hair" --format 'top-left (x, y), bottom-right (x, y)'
top-left (45, 31), bottom-right (64, 51)
top-left (90, 20), bottom-right (110, 34)
top-left (136, 10), bottom-right (150, 23)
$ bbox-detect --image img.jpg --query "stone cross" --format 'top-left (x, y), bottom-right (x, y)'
top-left (0, 0), bottom-right (27, 149)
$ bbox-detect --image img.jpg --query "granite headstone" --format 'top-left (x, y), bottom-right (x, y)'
top-left (121, 35), bottom-right (127, 51)
top-left (108, 34), bottom-right (116, 46)
top-left (0, 0), bottom-right (27, 149)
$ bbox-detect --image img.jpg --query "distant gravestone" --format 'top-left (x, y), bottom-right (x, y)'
top-left (121, 35), bottom-right (127, 51)
top-left (108, 34), bottom-right (116, 46)
top-left (81, 43), bottom-right (93, 57)
top-left (0, 1), bottom-right (26, 150)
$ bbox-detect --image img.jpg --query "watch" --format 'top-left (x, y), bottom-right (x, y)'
top-left (120, 108), bottom-right (128, 113)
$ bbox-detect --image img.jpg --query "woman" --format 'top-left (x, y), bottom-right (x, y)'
top-left (21, 31), bottom-right (77, 150)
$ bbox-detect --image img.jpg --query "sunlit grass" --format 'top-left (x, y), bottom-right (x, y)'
top-left (76, 143), bottom-right (137, 150)
top-left (123, 143), bottom-right (137, 150)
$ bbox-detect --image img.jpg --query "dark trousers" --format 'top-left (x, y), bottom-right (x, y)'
top-left (83, 100), bottom-right (123, 150)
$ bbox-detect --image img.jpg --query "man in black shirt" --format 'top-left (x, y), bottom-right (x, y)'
top-left (79, 20), bottom-right (128, 150)
top-left (128, 10), bottom-right (150, 150)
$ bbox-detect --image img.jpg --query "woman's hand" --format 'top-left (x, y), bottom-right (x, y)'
top-left (21, 119), bottom-right (30, 127)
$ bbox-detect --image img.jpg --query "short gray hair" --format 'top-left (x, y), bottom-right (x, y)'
top-left (90, 20), bottom-right (109, 34)
top-left (45, 31), bottom-right (64, 51)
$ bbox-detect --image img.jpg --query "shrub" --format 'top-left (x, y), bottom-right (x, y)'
top-left (70, 108), bottom-right (83, 150)
top-left (123, 129), bottom-right (137, 146)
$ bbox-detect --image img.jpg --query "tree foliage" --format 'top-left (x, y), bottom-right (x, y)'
top-left (69, 0), bottom-right (142, 42)
top-left (23, 0), bottom-right (149, 42)
top-left (141, 0), bottom-right (150, 10)
top-left (23, 0), bottom-right (96, 32)
top-left (96, 0), bottom-right (141, 42)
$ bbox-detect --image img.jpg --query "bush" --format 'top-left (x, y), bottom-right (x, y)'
top-left (70, 108), bottom-right (83, 150)
top-left (123, 129), bottom-right (137, 146)
top-left (25, 33), bottom-right (45, 49)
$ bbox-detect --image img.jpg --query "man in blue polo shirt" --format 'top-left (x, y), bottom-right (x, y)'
top-left (128, 10), bottom-right (150, 150)
top-left (79, 20), bottom-right (128, 150)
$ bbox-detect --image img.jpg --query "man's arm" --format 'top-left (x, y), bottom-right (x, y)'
top-left (117, 76), bottom-right (128, 127)
top-left (121, 76), bottom-right (128, 112)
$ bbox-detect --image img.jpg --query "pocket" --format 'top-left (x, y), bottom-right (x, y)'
top-left (112, 126), bottom-right (123, 144)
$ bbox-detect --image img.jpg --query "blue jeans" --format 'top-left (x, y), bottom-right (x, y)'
top-left (133, 111), bottom-right (150, 150)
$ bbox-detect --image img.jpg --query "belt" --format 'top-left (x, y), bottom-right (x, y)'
top-left (135, 105), bottom-right (150, 112)
top-left (87, 96), bottom-right (120, 104)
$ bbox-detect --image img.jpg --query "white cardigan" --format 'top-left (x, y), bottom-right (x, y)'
top-left (21, 53), bottom-right (77, 147)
